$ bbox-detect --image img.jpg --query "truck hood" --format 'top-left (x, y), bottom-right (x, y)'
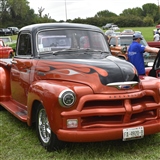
top-left (36, 56), bottom-right (139, 87)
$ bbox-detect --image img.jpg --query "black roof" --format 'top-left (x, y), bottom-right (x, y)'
top-left (20, 23), bottom-right (103, 33)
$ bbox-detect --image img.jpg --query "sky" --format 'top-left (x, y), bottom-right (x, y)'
top-left (27, 0), bottom-right (159, 21)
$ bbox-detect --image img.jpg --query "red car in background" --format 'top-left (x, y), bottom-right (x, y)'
top-left (0, 39), bottom-right (14, 58)
top-left (156, 24), bottom-right (160, 29)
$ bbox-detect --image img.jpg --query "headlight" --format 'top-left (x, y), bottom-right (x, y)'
top-left (121, 46), bottom-right (127, 54)
top-left (58, 89), bottom-right (76, 108)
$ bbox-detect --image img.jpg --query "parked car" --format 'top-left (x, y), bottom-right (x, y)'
top-left (110, 25), bottom-right (120, 31)
top-left (0, 39), bottom-right (14, 58)
top-left (108, 34), bottom-right (157, 66)
top-left (121, 29), bottom-right (135, 35)
top-left (0, 23), bottom-right (160, 151)
top-left (104, 30), bottom-right (117, 39)
top-left (102, 23), bottom-right (114, 29)
top-left (0, 28), bottom-right (12, 36)
top-left (7, 27), bottom-right (19, 35)
top-left (0, 36), bottom-right (17, 46)
top-left (105, 30), bottom-right (120, 37)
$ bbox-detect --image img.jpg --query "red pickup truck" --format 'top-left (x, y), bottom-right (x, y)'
top-left (0, 39), bottom-right (14, 58)
top-left (0, 23), bottom-right (160, 151)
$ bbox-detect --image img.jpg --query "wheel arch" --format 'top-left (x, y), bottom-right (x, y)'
top-left (28, 100), bottom-right (41, 126)
top-left (26, 81), bottom-right (65, 127)
top-left (27, 80), bottom-right (78, 132)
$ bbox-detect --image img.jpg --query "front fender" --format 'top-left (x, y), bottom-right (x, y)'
top-left (27, 80), bottom-right (72, 128)
top-left (27, 80), bottom-right (93, 132)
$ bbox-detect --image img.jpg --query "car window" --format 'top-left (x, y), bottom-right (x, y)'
top-left (109, 37), bottom-right (116, 46)
top-left (140, 38), bottom-right (148, 46)
top-left (37, 29), bottom-right (109, 53)
top-left (119, 37), bottom-right (133, 46)
top-left (17, 34), bottom-right (32, 56)
top-left (0, 37), bottom-right (11, 43)
top-left (38, 35), bottom-right (72, 51)
top-left (79, 36), bottom-right (90, 48)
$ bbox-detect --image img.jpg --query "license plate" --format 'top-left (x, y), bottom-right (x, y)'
top-left (123, 126), bottom-right (144, 141)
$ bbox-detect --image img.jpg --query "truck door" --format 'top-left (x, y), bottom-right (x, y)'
top-left (11, 33), bottom-right (34, 105)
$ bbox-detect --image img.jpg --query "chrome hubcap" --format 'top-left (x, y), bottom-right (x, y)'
top-left (38, 108), bottom-right (51, 143)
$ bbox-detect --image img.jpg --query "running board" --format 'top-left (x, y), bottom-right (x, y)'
top-left (0, 100), bottom-right (27, 122)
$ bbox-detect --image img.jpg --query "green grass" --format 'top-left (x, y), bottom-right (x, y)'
top-left (11, 35), bottom-right (18, 41)
top-left (0, 110), bottom-right (160, 160)
top-left (119, 27), bottom-right (155, 41)
top-left (9, 35), bottom-right (17, 50)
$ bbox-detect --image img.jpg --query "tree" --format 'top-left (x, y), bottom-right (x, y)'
top-left (0, 1), bottom-right (159, 28)
top-left (143, 16), bottom-right (154, 26)
top-left (0, 0), bottom-right (35, 27)
top-left (142, 3), bottom-right (159, 23)
top-left (0, 0), bottom-right (53, 27)
top-left (0, 0), bottom-right (11, 26)
top-left (120, 7), bottom-right (143, 17)
top-left (38, 6), bottom-right (45, 17)
top-left (8, 0), bottom-right (30, 18)
top-left (95, 10), bottom-right (117, 18)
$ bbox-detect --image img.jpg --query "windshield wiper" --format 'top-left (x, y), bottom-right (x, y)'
top-left (52, 48), bottom-right (79, 55)
top-left (52, 48), bottom-right (110, 55)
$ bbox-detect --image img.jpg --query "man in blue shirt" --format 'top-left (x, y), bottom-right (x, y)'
top-left (128, 33), bottom-right (159, 75)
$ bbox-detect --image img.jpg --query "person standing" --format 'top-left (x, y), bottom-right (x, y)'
top-left (128, 33), bottom-right (159, 75)
top-left (153, 30), bottom-right (160, 41)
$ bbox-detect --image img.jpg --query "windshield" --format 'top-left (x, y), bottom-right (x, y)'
top-left (37, 29), bottom-right (109, 53)
top-left (118, 37), bottom-right (132, 46)
top-left (140, 38), bottom-right (148, 46)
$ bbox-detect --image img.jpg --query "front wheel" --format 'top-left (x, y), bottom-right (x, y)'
top-left (36, 104), bottom-right (64, 151)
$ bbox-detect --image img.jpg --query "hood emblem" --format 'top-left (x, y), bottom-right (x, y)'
top-left (107, 81), bottom-right (138, 90)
